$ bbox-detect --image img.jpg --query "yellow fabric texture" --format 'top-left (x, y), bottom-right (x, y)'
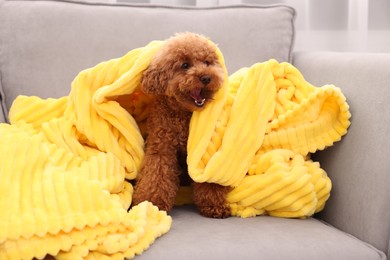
top-left (0, 38), bottom-right (350, 259)
top-left (0, 41), bottom-right (172, 260)
top-left (187, 60), bottom-right (351, 218)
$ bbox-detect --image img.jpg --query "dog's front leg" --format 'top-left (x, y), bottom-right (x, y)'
top-left (132, 134), bottom-right (181, 212)
top-left (192, 182), bottom-right (231, 218)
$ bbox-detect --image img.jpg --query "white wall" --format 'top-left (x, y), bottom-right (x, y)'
top-left (117, 0), bottom-right (390, 53)
top-left (278, 0), bottom-right (390, 53)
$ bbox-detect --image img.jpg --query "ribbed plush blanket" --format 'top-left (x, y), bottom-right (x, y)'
top-left (0, 39), bottom-right (350, 259)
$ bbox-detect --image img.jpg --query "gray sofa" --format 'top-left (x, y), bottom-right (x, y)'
top-left (0, 1), bottom-right (389, 259)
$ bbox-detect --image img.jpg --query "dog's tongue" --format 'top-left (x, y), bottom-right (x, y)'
top-left (190, 88), bottom-right (206, 107)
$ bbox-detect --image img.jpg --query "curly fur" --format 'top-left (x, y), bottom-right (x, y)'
top-left (131, 33), bottom-right (231, 218)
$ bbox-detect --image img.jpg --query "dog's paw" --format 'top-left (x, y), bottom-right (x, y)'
top-left (132, 195), bottom-right (174, 212)
top-left (197, 205), bottom-right (231, 219)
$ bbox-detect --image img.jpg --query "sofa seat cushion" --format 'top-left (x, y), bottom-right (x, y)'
top-left (137, 205), bottom-right (385, 260)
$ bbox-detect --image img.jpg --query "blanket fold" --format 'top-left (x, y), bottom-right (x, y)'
top-left (1, 41), bottom-right (172, 260)
top-left (187, 59), bottom-right (350, 218)
top-left (0, 38), bottom-right (350, 259)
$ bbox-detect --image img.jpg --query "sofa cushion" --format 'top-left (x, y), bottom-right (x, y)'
top-left (0, 0), bottom-right (295, 118)
top-left (137, 205), bottom-right (385, 260)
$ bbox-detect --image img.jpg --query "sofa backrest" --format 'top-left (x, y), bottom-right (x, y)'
top-left (0, 0), bottom-right (295, 120)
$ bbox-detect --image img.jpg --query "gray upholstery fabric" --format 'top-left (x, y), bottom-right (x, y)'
top-left (0, 0), bottom-right (295, 118)
top-left (137, 205), bottom-right (385, 260)
top-left (388, 240), bottom-right (390, 258)
top-left (0, 110), bottom-right (4, 123)
top-left (0, 78), bottom-right (5, 123)
top-left (293, 51), bottom-right (390, 257)
top-left (0, 104), bottom-right (5, 123)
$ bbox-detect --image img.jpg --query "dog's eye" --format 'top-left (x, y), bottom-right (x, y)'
top-left (181, 62), bottom-right (190, 70)
top-left (204, 61), bottom-right (210, 66)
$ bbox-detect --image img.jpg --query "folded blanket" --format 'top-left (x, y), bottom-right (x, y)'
top-left (0, 39), bottom-right (350, 259)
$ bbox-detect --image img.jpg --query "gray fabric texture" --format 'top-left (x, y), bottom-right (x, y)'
top-left (0, 73), bottom-right (6, 123)
top-left (0, 109), bottom-right (5, 123)
top-left (293, 51), bottom-right (390, 257)
top-left (388, 240), bottom-right (390, 258)
top-left (137, 205), bottom-right (386, 260)
top-left (0, 0), bottom-right (295, 119)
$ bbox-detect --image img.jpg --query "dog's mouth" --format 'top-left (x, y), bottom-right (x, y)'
top-left (190, 88), bottom-right (206, 107)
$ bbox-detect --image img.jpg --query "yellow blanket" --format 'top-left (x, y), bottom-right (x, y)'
top-left (0, 39), bottom-right (350, 259)
top-left (189, 60), bottom-right (351, 218)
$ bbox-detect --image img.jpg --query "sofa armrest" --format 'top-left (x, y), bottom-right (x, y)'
top-left (293, 51), bottom-right (390, 256)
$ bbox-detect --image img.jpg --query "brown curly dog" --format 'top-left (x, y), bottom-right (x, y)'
top-left (131, 33), bottom-right (231, 218)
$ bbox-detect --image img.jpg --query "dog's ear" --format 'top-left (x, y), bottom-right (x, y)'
top-left (140, 63), bottom-right (170, 95)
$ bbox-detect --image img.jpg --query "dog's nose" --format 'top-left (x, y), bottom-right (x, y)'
top-left (200, 75), bottom-right (211, 85)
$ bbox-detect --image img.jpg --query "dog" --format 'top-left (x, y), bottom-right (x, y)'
top-left (131, 33), bottom-right (231, 218)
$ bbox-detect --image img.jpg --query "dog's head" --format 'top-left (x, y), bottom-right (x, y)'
top-left (141, 33), bottom-right (225, 111)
